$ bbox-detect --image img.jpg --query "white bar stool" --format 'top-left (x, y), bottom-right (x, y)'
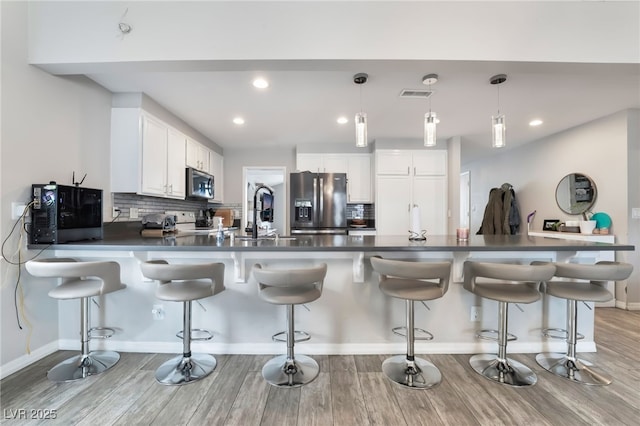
top-left (25, 258), bottom-right (126, 382)
top-left (463, 261), bottom-right (555, 387)
top-left (370, 257), bottom-right (452, 389)
top-left (140, 260), bottom-right (225, 385)
top-left (536, 261), bottom-right (633, 385)
top-left (252, 263), bottom-right (327, 388)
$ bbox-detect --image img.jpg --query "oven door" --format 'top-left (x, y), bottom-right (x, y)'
top-left (187, 168), bottom-right (214, 200)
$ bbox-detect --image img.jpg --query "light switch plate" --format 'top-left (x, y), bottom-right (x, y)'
top-left (632, 208), bottom-right (640, 219)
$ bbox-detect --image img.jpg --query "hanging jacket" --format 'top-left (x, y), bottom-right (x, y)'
top-left (477, 183), bottom-right (521, 235)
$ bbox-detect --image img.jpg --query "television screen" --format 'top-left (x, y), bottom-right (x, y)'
top-left (260, 193), bottom-right (274, 222)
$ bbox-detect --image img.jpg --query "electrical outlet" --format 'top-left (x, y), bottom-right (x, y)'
top-left (152, 304), bottom-right (165, 320)
top-left (130, 207), bottom-right (139, 219)
top-left (112, 207), bottom-right (120, 218)
top-left (11, 202), bottom-right (27, 220)
top-left (470, 306), bottom-right (481, 322)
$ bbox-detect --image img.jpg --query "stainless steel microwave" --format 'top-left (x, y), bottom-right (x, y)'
top-left (186, 167), bottom-right (214, 200)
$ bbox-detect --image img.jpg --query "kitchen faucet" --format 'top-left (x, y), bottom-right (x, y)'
top-left (252, 183), bottom-right (274, 239)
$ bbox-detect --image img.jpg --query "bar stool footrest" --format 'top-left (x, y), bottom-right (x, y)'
top-left (155, 353), bottom-right (217, 385)
top-left (541, 327), bottom-right (584, 340)
top-left (47, 351), bottom-right (120, 382)
top-left (469, 353), bottom-right (537, 387)
top-left (89, 327), bottom-right (115, 340)
top-left (176, 328), bottom-right (213, 341)
top-left (475, 329), bottom-right (517, 342)
top-left (272, 330), bottom-right (310, 343)
top-left (382, 355), bottom-right (441, 388)
top-left (392, 326), bottom-right (434, 341)
top-left (262, 354), bottom-right (319, 387)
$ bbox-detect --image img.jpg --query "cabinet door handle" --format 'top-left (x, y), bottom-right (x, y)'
top-left (407, 166), bottom-right (410, 175)
top-left (414, 167), bottom-right (416, 175)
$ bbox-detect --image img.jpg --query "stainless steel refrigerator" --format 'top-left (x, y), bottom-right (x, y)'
top-left (290, 172), bottom-right (348, 235)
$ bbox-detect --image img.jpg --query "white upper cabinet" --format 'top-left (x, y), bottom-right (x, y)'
top-left (296, 153), bottom-right (324, 173)
top-left (140, 114), bottom-right (169, 197)
top-left (346, 154), bottom-right (372, 203)
top-left (186, 138), bottom-right (210, 172)
top-left (322, 155), bottom-right (349, 173)
top-left (166, 128), bottom-right (186, 199)
top-left (296, 153), bottom-right (372, 203)
top-left (375, 151), bottom-right (413, 175)
top-left (376, 150), bottom-right (447, 177)
top-left (208, 150), bottom-right (224, 203)
top-left (111, 108), bottom-right (186, 200)
top-left (413, 150), bottom-right (447, 176)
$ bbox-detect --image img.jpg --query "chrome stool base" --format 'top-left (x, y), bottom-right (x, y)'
top-left (382, 355), bottom-right (441, 389)
top-left (155, 353), bottom-right (216, 386)
top-left (536, 353), bottom-right (611, 385)
top-left (47, 351), bottom-right (120, 382)
top-left (262, 354), bottom-right (319, 388)
top-left (469, 354), bottom-right (537, 387)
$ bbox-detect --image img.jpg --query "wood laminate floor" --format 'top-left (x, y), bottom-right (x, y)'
top-left (1, 308), bottom-right (639, 425)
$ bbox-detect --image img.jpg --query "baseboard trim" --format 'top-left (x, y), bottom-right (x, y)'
top-left (626, 302), bottom-right (640, 311)
top-left (0, 341), bottom-right (59, 380)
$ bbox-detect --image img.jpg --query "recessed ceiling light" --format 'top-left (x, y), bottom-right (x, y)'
top-left (337, 117), bottom-right (348, 124)
top-left (529, 119), bottom-right (543, 126)
top-left (252, 78), bottom-right (269, 89)
top-left (233, 117), bottom-right (245, 125)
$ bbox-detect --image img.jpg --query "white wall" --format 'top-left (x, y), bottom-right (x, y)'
top-left (27, 1), bottom-right (639, 71)
top-left (0, 2), bottom-right (113, 375)
top-left (464, 109), bottom-right (638, 305)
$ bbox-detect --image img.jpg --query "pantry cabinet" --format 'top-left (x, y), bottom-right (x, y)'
top-left (296, 153), bottom-right (372, 202)
top-left (111, 109), bottom-right (186, 199)
top-left (375, 150), bottom-right (447, 236)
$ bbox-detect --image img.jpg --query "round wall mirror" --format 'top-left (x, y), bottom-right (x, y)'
top-left (555, 173), bottom-right (597, 215)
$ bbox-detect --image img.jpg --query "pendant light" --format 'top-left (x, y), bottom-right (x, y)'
top-left (490, 74), bottom-right (507, 148)
top-left (354, 73), bottom-right (368, 148)
top-left (422, 73), bottom-right (438, 147)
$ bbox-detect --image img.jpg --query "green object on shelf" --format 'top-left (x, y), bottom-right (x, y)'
top-left (591, 212), bottom-right (612, 229)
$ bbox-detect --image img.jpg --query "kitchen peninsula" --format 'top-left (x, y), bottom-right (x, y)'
top-left (33, 231), bottom-right (633, 359)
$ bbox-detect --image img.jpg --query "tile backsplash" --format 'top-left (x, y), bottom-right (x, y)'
top-left (112, 193), bottom-right (372, 223)
top-left (346, 203), bottom-right (374, 219)
top-left (111, 193), bottom-right (241, 221)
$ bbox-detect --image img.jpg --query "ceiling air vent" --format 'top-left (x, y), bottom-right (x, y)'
top-left (399, 89), bottom-right (433, 98)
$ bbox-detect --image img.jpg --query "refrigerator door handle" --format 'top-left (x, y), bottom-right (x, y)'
top-left (313, 176), bottom-right (319, 224)
top-left (319, 177), bottom-right (324, 219)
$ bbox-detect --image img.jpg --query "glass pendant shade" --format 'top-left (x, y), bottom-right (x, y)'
top-left (355, 112), bottom-right (368, 148)
top-left (492, 114), bottom-right (506, 148)
top-left (424, 112), bottom-right (437, 147)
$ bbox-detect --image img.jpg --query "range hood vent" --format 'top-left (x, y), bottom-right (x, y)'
top-left (399, 89), bottom-right (433, 98)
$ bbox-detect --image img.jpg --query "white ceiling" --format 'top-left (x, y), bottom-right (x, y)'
top-left (87, 59), bottom-right (640, 163)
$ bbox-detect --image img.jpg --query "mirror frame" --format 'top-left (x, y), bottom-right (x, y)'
top-left (555, 173), bottom-right (597, 215)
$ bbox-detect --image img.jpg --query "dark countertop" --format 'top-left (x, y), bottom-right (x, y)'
top-left (30, 223), bottom-right (635, 253)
